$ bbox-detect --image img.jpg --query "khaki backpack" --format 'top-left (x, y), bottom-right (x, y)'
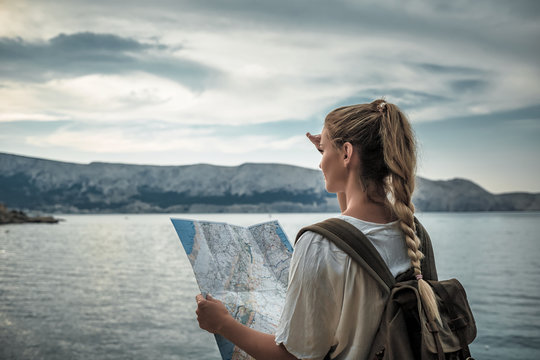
top-left (296, 218), bottom-right (476, 360)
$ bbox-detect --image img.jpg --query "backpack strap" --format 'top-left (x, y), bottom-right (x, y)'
top-left (426, 319), bottom-right (446, 360)
top-left (415, 218), bottom-right (438, 281)
top-left (296, 217), bottom-right (395, 291)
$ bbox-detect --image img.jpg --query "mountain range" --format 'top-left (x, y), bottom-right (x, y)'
top-left (0, 152), bottom-right (538, 213)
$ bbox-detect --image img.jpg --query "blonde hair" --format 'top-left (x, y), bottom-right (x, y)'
top-left (324, 99), bottom-right (440, 323)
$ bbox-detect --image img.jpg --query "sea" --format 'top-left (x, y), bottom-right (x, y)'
top-left (1, 212), bottom-right (539, 360)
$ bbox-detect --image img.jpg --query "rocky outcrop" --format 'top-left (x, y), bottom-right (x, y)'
top-left (0, 203), bottom-right (59, 224)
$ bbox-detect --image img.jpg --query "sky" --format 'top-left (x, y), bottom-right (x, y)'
top-left (0, 0), bottom-right (539, 193)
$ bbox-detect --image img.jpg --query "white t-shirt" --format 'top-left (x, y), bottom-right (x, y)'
top-left (274, 215), bottom-right (411, 360)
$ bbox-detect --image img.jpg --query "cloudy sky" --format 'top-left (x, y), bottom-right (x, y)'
top-left (1, 0), bottom-right (539, 193)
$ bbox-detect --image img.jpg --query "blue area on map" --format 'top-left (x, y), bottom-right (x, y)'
top-left (215, 334), bottom-right (235, 360)
top-left (170, 219), bottom-right (196, 255)
top-left (275, 223), bottom-right (293, 253)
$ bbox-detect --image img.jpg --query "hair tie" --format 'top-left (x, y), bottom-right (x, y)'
top-left (377, 102), bottom-right (387, 113)
top-left (416, 274), bottom-right (423, 280)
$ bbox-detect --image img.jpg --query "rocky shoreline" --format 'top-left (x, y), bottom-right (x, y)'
top-left (0, 203), bottom-right (60, 225)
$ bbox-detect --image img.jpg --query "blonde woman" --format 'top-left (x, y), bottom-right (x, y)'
top-left (195, 99), bottom-right (438, 360)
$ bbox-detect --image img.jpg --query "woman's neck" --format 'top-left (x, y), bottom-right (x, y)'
top-left (341, 187), bottom-right (396, 224)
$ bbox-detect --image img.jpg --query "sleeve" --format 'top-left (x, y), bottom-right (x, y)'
top-left (274, 231), bottom-right (346, 360)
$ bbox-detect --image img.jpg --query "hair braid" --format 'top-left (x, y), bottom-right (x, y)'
top-left (378, 100), bottom-right (441, 323)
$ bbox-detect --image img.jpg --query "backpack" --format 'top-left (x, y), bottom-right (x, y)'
top-left (296, 217), bottom-right (476, 360)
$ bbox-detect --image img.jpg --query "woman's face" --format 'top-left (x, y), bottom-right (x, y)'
top-left (319, 128), bottom-right (347, 193)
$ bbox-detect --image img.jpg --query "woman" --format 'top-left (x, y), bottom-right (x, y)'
top-left (195, 99), bottom-right (439, 360)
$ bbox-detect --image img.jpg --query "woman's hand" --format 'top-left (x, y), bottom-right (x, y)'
top-left (195, 294), bottom-right (233, 335)
top-left (195, 294), bottom-right (298, 360)
top-left (306, 132), bottom-right (321, 151)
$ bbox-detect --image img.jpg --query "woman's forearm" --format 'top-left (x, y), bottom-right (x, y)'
top-left (218, 317), bottom-right (298, 360)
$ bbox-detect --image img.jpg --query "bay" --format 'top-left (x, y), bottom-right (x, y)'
top-left (0, 212), bottom-right (539, 360)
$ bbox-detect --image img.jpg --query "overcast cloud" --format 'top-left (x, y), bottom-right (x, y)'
top-left (0, 0), bottom-right (539, 192)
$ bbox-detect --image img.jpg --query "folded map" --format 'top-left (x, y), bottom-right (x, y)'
top-left (171, 218), bottom-right (293, 360)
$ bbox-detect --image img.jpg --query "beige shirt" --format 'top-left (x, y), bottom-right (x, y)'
top-left (275, 215), bottom-right (410, 360)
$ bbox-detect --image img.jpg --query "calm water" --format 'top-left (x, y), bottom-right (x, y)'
top-left (1, 212), bottom-right (539, 360)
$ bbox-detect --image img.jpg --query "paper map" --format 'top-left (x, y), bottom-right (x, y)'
top-left (171, 218), bottom-right (293, 360)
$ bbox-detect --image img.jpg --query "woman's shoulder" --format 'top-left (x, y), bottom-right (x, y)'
top-left (289, 229), bottom-right (351, 290)
top-left (296, 228), bottom-right (338, 250)
top-left (294, 228), bottom-right (350, 262)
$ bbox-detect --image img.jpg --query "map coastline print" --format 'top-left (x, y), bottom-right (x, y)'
top-left (171, 218), bottom-right (293, 360)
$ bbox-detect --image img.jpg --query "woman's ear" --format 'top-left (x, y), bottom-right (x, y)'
top-left (342, 142), bottom-right (354, 164)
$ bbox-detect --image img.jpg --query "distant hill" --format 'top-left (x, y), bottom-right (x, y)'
top-left (415, 178), bottom-right (540, 211)
top-left (0, 153), bottom-right (538, 213)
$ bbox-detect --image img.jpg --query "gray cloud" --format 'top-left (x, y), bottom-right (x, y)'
top-left (50, 32), bottom-right (152, 52)
top-left (347, 88), bottom-right (450, 111)
top-left (449, 79), bottom-right (489, 94)
top-left (142, 0), bottom-right (540, 59)
top-left (413, 63), bottom-right (487, 76)
top-left (418, 103), bottom-right (540, 129)
top-left (0, 32), bottom-right (220, 90)
top-left (489, 0), bottom-right (540, 20)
